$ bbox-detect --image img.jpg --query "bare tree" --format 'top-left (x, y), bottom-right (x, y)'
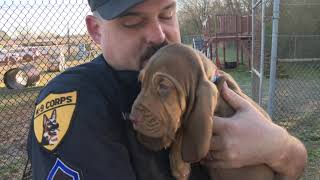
top-left (178, 0), bottom-right (251, 37)
top-left (178, 0), bottom-right (223, 34)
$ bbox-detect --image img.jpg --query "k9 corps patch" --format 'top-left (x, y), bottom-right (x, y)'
top-left (33, 91), bottom-right (77, 151)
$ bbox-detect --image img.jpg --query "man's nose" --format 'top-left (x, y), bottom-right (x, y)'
top-left (144, 21), bottom-right (166, 45)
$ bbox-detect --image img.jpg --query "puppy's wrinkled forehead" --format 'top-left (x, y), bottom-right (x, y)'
top-left (141, 44), bottom-right (203, 82)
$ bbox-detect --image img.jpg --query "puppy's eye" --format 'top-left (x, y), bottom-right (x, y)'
top-left (159, 82), bottom-right (169, 90)
top-left (157, 79), bottom-right (172, 95)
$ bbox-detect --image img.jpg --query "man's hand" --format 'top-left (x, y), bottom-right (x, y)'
top-left (201, 83), bottom-right (307, 179)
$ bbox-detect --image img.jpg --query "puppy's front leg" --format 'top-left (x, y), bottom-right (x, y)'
top-left (170, 130), bottom-right (190, 180)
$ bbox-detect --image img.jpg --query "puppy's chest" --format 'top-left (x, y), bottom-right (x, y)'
top-left (123, 119), bottom-right (175, 180)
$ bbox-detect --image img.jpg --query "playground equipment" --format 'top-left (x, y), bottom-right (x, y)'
top-left (195, 15), bottom-right (252, 69)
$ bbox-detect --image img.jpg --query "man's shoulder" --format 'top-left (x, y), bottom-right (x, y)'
top-left (52, 55), bottom-right (109, 87)
top-left (37, 55), bottom-right (112, 103)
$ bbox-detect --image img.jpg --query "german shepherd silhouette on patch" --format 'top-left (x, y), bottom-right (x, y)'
top-left (41, 109), bottom-right (59, 146)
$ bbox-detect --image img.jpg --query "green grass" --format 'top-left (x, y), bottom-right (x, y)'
top-left (281, 62), bottom-right (320, 79)
top-left (223, 64), bottom-right (253, 95)
top-left (212, 47), bottom-right (249, 63)
top-left (223, 64), bottom-right (251, 85)
top-left (308, 147), bottom-right (320, 161)
top-left (0, 159), bottom-right (25, 178)
top-left (217, 47), bottom-right (237, 62)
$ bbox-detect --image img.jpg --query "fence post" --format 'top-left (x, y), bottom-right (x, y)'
top-left (294, 35), bottom-right (297, 59)
top-left (251, 0), bottom-right (255, 75)
top-left (258, 0), bottom-right (266, 105)
top-left (267, 0), bottom-right (281, 117)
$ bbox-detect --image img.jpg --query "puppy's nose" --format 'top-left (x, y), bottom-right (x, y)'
top-left (129, 112), bottom-right (143, 125)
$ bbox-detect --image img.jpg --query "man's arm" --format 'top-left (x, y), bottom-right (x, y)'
top-left (203, 83), bottom-right (307, 179)
top-left (271, 135), bottom-right (307, 180)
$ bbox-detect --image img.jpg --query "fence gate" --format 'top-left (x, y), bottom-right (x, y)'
top-left (251, 0), bottom-right (268, 106)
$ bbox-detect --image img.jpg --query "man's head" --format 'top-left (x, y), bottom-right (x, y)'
top-left (86, 0), bottom-right (181, 70)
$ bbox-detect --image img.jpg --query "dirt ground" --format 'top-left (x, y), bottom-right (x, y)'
top-left (0, 90), bottom-right (37, 180)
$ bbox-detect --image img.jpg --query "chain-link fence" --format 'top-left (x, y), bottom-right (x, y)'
top-left (0, 1), bottom-right (100, 179)
top-left (251, 0), bottom-right (262, 104)
top-left (1, 0), bottom-right (320, 179)
top-left (270, 38), bottom-right (320, 179)
top-left (256, 0), bottom-right (320, 179)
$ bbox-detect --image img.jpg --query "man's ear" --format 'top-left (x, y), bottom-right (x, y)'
top-left (181, 80), bottom-right (218, 162)
top-left (85, 15), bottom-right (102, 44)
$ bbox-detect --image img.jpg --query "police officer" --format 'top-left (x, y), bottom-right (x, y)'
top-left (28, 0), bottom-right (307, 179)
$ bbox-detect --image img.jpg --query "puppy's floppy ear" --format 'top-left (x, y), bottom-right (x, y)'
top-left (181, 80), bottom-right (218, 162)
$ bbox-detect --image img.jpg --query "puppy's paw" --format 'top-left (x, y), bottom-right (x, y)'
top-left (171, 161), bottom-right (190, 180)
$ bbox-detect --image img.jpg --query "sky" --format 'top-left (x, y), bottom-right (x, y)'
top-left (0, 0), bottom-right (185, 38)
top-left (0, 0), bottom-right (91, 37)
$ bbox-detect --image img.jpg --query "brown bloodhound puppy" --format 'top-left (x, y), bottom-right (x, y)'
top-left (130, 43), bottom-right (274, 180)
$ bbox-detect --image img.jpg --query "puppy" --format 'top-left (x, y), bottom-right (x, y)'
top-left (130, 43), bottom-right (274, 180)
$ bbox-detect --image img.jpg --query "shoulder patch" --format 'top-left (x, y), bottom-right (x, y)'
top-left (47, 158), bottom-right (81, 180)
top-left (34, 91), bottom-right (77, 151)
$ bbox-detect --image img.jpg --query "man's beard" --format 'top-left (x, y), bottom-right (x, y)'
top-left (139, 41), bottom-right (169, 70)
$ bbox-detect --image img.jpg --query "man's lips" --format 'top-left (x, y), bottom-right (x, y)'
top-left (139, 42), bottom-right (169, 69)
top-left (139, 57), bottom-right (152, 69)
top-left (141, 59), bottom-right (149, 68)
top-left (140, 53), bottom-right (153, 67)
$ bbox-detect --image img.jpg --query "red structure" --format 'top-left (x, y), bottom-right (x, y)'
top-left (201, 15), bottom-right (252, 68)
